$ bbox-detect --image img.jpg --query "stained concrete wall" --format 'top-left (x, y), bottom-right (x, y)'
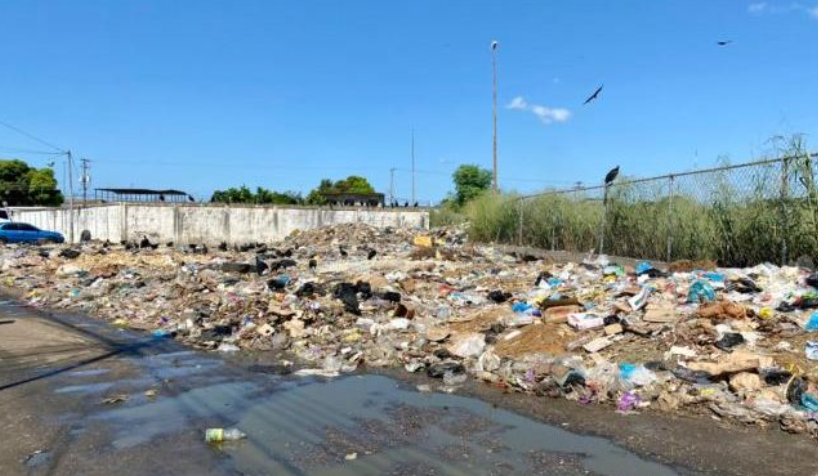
top-left (12, 204), bottom-right (429, 245)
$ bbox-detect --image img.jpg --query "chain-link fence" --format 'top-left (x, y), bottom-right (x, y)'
top-left (494, 152), bottom-right (818, 266)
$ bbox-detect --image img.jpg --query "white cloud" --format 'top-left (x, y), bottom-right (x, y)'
top-left (531, 105), bottom-right (572, 124)
top-left (507, 96), bottom-right (528, 110)
top-left (748, 2), bottom-right (818, 19)
top-left (506, 96), bottom-right (571, 125)
top-left (748, 2), bottom-right (768, 14)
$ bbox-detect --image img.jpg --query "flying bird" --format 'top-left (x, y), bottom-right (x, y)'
top-left (604, 166), bottom-right (620, 185)
top-left (491, 40), bottom-right (498, 50)
top-left (717, 40), bottom-right (732, 47)
top-left (583, 85), bottom-right (604, 105)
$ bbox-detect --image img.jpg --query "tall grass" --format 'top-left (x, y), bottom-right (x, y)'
top-left (460, 144), bottom-right (818, 266)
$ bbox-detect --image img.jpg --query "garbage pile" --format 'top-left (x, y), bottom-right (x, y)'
top-left (3, 223), bottom-right (818, 438)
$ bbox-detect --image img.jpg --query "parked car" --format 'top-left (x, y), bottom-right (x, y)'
top-left (0, 222), bottom-right (64, 244)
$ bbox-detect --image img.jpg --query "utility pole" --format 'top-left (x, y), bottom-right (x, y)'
top-left (389, 167), bottom-right (396, 204)
top-left (491, 39), bottom-right (499, 193)
top-left (66, 150), bottom-right (75, 242)
top-left (80, 158), bottom-right (91, 204)
top-left (411, 129), bottom-right (416, 205)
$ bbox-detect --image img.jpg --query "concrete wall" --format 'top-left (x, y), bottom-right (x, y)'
top-left (12, 204), bottom-right (429, 245)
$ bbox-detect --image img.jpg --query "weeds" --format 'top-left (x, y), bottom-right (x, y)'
top-left (458, 142), bottom-right (818, 267)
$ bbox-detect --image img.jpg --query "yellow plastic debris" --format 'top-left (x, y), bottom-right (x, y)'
top-left (758, 307), bottom-right (774, 320)
top-left (413, 235), bottom-right (434, 248)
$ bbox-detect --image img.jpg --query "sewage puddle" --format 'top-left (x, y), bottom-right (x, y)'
top-left (93, 374), bottom-right (678, 476)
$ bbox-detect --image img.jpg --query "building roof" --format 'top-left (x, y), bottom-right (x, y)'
top-left (95, 188), bottom-right (188, 196)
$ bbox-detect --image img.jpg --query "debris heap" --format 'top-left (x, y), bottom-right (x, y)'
top-left (3, 223), bottom-right (818, 437)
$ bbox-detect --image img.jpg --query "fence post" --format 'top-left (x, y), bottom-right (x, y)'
top-left (518, 199), bottom-right (524, 246)
top-left (667, 175), bottom-right (675, 263)
top-left (780, 156), bottom-right (790, 266)
top-left (598, 186), bottom-right (609, 255)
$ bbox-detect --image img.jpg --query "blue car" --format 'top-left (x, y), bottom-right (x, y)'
top-left (0, 222), bottom-right (65, 244)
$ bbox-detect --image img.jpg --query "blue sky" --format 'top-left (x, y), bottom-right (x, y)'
top-left (0, 0), bottom-right (816, 203)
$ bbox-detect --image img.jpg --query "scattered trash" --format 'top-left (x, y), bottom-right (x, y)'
top-left (715, 333), bottom-right (745, 350)
top-left (5, 222), bottom-right (818, 440)
top-left (102, 394), bottom-right (129, 405)
top-left (205, 428), bottom-right (247, 443)
top-left (345, 452), bottom-right (358, 461)
top-left (806, 313), bottom-right (818, 332)
top-left (687, 280), bottom-right (716, 303)
top-left (806, 341), bottom-right (818, 361)
top-left (617, 391), bottom-right (641, 414)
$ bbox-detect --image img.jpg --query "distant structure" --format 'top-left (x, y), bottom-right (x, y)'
top-left (322, 192), bottom-right (385, 207)
top-left (94, 188), bottom-right (195, 204)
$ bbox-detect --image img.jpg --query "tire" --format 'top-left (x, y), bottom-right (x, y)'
top-left (0, 237), bottom-right (7, 245)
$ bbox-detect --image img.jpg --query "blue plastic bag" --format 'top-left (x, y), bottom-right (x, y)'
top-left (802, 392), bottom-right (818, 412)
top-left (619, 363), bottom-right (637, 380)
top-left (806, 313), bottom-right (818, 332)
top-left (702, 272), bottom-right (725, 282)
top-left (635, 261), bottom-right (653, 275)
top-left (687, 280), bottom-right (716, 303)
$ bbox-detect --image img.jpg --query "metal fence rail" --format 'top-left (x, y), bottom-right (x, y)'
top-left (509, 152), bottom-right (818, 266)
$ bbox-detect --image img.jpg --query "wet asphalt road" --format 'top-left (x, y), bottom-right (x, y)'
top-left (0, 300), bottom-right (816, 476)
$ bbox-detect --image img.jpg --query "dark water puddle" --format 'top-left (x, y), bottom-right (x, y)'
top-left (23, 449), bottom-right (51, 468)
top-left (92, 374), bottom-right (677, 476)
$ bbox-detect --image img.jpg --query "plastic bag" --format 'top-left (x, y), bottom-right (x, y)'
top-left (619, 363), bottom-right (657, 387)
top-left (806, 341), bottom-right (818, 361)
top-left (806, 313), bottom-right (818, 332)
top-left (635, 261), bottom-right (653, 275)
top-left (688, 280), bottom-right (716, 303)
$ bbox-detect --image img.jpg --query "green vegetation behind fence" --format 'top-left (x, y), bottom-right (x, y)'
top-left (460, 149), bottom-right (818, 267)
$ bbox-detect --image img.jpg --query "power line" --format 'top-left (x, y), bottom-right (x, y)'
top-left (0, 119), bottom-right (65, 153)
top-left (393, 167), bottom-right (573, 184)
top-left (0, 145), bottom-right (64, 156)
top-left (101, 159), bottom-right (382, 173)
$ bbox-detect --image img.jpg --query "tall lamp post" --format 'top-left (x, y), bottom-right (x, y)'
top-left (491, 39), bottom-right (499, 193)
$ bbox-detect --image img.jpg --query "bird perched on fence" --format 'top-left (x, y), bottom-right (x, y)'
top-left (604, 166), bottom-right (620, 185)
top-left (583, 85), bottom-right (604, 105)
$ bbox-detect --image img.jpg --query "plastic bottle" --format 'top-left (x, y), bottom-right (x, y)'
top-left (205, 428), bottom-right (246, 443)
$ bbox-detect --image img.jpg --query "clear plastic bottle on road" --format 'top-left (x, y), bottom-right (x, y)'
top-left (205, 428), bottom-right (246, 443)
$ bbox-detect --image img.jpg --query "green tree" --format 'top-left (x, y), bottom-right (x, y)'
top-left (210, 185), bottom-right (303, 205)
top-left (27, 168), bottom-right (63, 206)
top-left (334, 175), bottom-right (375, 194)
top-left (0, 159), bottom-right (64, 206)
top-left (305, 176), bottom-right (376, 205)
top-left (452, 164), bottom-right (492, 206)
top-left (305, 179), bottom-right (334, 205)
